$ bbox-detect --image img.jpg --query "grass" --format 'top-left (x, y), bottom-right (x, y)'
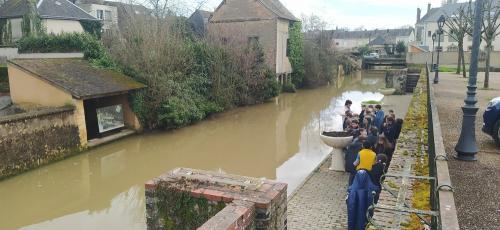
top-left (362, 100), bottom-right (383, 105)
top-left (438, 66), bottom-right (468, 73)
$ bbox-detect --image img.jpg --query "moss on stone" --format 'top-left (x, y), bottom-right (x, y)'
top-left (155, 180), bottom-right (226, 230)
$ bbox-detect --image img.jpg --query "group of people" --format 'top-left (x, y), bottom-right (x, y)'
top-left (342, 100), bottom-right (404, 230)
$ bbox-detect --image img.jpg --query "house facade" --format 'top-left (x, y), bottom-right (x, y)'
top-left (0, 0), bottom-right (98, 43)
top-left (328, 28), bottom-right (415, 51)
top-left (208, 0), bottom-right (298, 77)
top-left (75, 0), bottom-right (118, 32)
top-left (75, 0), bottom-right (150, 33)
top-left (415, 1), bottom-right (500, 52)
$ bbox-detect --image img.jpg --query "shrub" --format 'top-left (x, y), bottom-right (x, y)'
top-left (0, 65), bottom-right (8, 92)
top-left (281, 81), bottom-right (297, 93)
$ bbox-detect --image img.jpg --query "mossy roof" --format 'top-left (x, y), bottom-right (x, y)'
top-left (8, 58), bottom-right (145, 100)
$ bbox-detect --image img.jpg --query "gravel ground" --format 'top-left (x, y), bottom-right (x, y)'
top-left (434, 72), bottom-right (500, 230)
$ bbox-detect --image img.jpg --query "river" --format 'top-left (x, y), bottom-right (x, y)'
top-left (0, 71), bottom-right (385, 230)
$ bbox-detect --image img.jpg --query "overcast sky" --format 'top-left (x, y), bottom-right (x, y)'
top-left (199, 0), bottom-right (450, 30)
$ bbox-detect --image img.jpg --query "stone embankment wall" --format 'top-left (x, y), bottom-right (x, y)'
top-left (0, 107), bottom-right (81, 179)
top-left (145, 168), bottom-right (287, 230)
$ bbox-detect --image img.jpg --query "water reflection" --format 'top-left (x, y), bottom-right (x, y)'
top-left (0, 71), bottom-right (385, 230)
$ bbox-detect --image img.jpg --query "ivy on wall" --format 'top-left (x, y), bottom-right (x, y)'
top-left (0, 19), bottom-right (12, 45)
top-left (21, 0), bottom-right (44, 37)
top-left (288, 21), bottom-right (305, 88)
top-left (80, 20), bottom-right (103, 39)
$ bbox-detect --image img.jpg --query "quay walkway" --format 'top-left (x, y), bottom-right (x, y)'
top-left (287, 94), bottom-right (413, 229)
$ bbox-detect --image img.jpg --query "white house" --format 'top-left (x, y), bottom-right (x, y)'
top-left (0, 0), bottom-right (98, 42)
top-left (415, 1), bottom-right (500, 52)
top-left (328, 28), bottom-right (415, 51)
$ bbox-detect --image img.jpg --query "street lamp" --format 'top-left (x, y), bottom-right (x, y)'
top-left (434, 15), bottom-right (445, 84)
top-left (455, 0), bottom-right (483, 161)
top-left (431, 32), bottom-right (437, 71)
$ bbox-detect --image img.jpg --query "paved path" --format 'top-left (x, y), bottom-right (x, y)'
top-left (287, 156), bottom-right (349, 230)
top-left (287, 94), bottom-right (413, 229)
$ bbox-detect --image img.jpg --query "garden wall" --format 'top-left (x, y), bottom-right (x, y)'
top-left (0, 106), bottom-right (81, 179)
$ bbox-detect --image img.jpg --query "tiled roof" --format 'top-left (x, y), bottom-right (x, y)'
top-left (0, 0), bottom-right (97, 20)
top-left (328, 28), bottom-right (413, 39)
top-left (260, 0), bottom-right (298, 21)
top-left (369, 36), bottom-right (388, 46)
top-left (8, 58), bottom-right (145, 99)
top-left (419, 0), bottom-right (500, 23)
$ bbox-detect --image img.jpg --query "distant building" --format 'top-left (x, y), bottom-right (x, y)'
top-left (188, 9), bottom-right (212, 37)
top-left (208, 0), bottom-right (299, 78)
top-left (327, 28), bottom-right (414, 51)
top-left (0, 0), bottom-right (98, 42)
top-left (75, 0), bottom-right (150, 33)
top-left (415, 1), bottom-right (500, 52)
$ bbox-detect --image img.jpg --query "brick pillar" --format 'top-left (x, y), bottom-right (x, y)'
top-left (145, 168), bottom-right (287, 230)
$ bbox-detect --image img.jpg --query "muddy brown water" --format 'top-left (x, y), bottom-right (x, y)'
top-left (0, 71), bottom-right (386, 230)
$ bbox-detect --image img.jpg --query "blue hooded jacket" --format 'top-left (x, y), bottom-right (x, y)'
top-left (374, 110), bottom-right (385, 130)
top-left (347, 170), bottom-right (379, 230)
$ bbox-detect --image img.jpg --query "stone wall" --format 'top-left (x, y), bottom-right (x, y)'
top-left (145, 168), bottom-right (288, 230)
top-left (385, 69), bottom-right (407, 95)
top-left (0, 106), bottom-right (81, 179)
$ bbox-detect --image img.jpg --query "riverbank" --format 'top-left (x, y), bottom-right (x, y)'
top-left (434, 72), bottom-right (500, 229)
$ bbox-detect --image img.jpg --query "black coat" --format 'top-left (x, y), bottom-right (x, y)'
top-left (369, 163), bottom-right (386, 187)
top-left (345, 141), bottom-right (363, 173)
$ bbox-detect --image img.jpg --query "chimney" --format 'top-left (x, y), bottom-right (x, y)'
top-left (428, 3), bottom-right (431, 13)
top-left (417, 8), bottom-right (421, 23)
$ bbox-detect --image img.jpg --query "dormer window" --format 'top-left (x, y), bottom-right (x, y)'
top-left (96, 10), bottom-right (104, 20)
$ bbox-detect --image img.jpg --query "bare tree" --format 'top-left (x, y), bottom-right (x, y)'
top-left (445, 1), bottom-right (473, 78)
top-left (480, 0), bottom-right (500, 88)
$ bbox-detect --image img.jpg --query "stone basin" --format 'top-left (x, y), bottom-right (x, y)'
top-left (320, 132), bottom-right (353, 149)
top-left (378, 88), bottom-right (396, 96)
top-left (320, 131), bottom-right (354, 172)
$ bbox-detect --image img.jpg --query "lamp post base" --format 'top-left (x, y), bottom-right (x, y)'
top-left (454, 106), bottom-right (479, 161)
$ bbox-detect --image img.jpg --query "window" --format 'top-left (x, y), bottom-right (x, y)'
top-left (248, 36), bottom-right (259, 46)
top-left (105, 10), bottom-right (112, 21)
top-left (97, 104), bottom-right (124, 133)
top-left (96, 10), bottom-right (104, 20)
top-left (286, 39), bottom-right (290, 57)
top-left (428, 31), bottom-right (432, 37)
top-left (416, 28), bottom-right (422, 41)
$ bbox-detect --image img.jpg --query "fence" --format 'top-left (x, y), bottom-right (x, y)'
top-left (426, 64), bottom-right (460, 230)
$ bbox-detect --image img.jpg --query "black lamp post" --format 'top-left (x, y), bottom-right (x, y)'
top-left (434, 15), bottom-right (445, 84)
top-left (431, 32), bottom-right (437, 71)
top-left (455, 0), bottom-right (483, 161)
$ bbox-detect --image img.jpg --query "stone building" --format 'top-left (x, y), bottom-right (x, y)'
top-left (75, 0), bottom-right (150, 33)
top-left (0, 0), bottom-right (98, 43)
top-left (7, 58), bottom-right (145, 146)
top-left (208, 0), bottom-right (299, 78)
top-left (327, 28), bottom-right (414, 51)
